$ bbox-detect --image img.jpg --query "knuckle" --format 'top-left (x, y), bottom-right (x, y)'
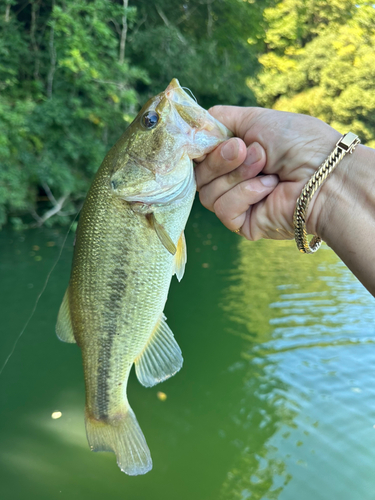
top-left (239, 179), bottom-right (254, 197)
top-left (199, 187), bottom-right (212, 211)
top-left (194, 168), bottom-right (202, 191)
top-left (206, 149), bottom-right (221, 173)
top-left (228, 167), bottom-right (245, 184)
top-left (213, 196), bottom-right (228, 222)
top-left (208, 105), bottom-right (221, 115)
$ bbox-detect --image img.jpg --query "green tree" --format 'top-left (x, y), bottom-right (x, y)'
top-left (252, 1), bottom-right (375, 147)
top-left (128, 0), bottom-right (268, 109)
top-left (0, 0), bottom-right (144, 228)
top-left (0, 0), bottom-right (270, 229)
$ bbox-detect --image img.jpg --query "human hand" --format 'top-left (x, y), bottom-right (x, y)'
top-left (195, 106), bottom-right (341, 241)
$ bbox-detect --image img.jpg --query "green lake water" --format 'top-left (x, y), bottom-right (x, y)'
top-left (1, 199), bottom-right (375, 500)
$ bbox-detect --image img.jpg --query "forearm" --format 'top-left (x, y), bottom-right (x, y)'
top-left (312, 144), bottom-right (375, 295)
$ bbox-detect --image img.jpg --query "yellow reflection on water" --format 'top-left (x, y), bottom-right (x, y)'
top-left (222, 239), bottom-right (342, 346)
top-left (157, 391), bottom-right (167, 401)
top-left (51, 411), bottom-right (62, 419)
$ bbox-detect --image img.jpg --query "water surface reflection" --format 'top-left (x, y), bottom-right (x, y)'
top-left (220, 240), bottom-right (375, 500)
top-left (1, 216), bottom-right (375, 500)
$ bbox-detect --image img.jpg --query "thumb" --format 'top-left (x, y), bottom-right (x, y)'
top-left (208, 105), bottom-right (260, 141)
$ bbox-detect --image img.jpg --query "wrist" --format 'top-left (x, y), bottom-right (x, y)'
top-left (306, 143), bottom-right (366, 243)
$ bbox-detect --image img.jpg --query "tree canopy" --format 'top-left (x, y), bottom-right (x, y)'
top-left (0, 0), bottom-right (374, 229)
top-left (252, 1), bottom-right (375, 147)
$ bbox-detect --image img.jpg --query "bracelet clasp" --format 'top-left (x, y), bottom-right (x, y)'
top-left (337, 132), bottom-right (361, 154)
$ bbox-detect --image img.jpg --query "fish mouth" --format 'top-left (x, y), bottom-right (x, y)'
top-left (162, 78), bottom-right (232, 144)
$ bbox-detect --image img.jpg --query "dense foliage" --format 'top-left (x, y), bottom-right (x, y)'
top-left (0, 0), bottom-right (267, 228)
top-left (252, 0), bottom-right (375, 147)
top-left (0, 0), bottom-right (144, 228)
top-left (0, 0), bottom-right (374, 228)
top-left (128, 0), bottom-right (266, 108)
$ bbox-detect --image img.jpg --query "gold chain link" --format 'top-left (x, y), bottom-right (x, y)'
top-left (293, 132), bottom-right (361, 254)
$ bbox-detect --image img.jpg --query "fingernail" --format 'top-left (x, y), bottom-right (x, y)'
top-left (221, 139), bottom-right (239, 161)
top-left (260, 175), bottom-right (278, 187)
top-left (244, 143), bottom-right (262, 166)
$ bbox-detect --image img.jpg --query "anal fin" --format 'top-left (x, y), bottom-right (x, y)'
top-left (135, 314), bottom-right (183, 387)
top-left (56, 287), bottom-right (76, 343)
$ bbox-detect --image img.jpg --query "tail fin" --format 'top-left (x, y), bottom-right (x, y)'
top-left (85, 407), bottom-right (152, 476)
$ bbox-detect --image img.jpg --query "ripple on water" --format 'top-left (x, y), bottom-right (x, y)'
top-left (220, 240), bottom-right (375, 500)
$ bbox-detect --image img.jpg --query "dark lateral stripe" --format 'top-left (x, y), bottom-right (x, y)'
top-left (95, 265), bottom-right (129, 419)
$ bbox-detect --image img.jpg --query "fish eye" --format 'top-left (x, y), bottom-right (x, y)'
top-left (142, 111), bottom-right (159, 129)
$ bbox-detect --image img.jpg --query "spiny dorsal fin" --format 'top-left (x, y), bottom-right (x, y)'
top-left (150, 214), bottom-right (176, 255)
top-left (134, 314), bottom-right (183, 387)
top-left (172, 231), bottom-right (187, 282)
top-left (56, 287), bottom-right (76, 343)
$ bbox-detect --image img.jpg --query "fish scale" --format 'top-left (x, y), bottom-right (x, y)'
top-left (56, 78), bottom-right (232, 475)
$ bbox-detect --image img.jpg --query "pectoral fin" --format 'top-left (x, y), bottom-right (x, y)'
top-left (172, 231), bottom-right (187, 282)
top-left (150, 214), bottom-right (176, 255)
top-left (56, 287), bottom-right (76, 343)
top-left (135, 314), bottom-right (183, 387)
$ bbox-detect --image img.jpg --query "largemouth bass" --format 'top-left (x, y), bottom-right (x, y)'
top-left (56, 79), bottom-right (231, 475)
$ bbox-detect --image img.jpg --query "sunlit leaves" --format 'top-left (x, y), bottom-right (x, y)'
top-left (254, 1), bottom-right (375, 147)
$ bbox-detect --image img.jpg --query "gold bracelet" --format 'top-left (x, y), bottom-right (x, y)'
top-left (293, 132), bottom-right (361, 254)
